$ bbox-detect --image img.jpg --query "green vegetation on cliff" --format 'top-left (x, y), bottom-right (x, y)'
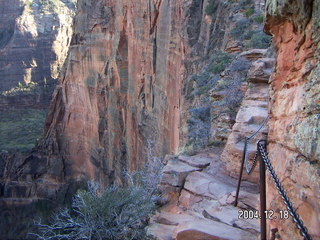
top-left (0, 109), bottom-right (47, 152)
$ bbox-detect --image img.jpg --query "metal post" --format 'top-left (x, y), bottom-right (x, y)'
top-left (260, 146), bottom-right (267, 240)
top-left (234, 138), bottom-right (247, 207)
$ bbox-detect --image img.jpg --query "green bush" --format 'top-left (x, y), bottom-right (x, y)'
top-left (208, 51), bottom-right (233, 74)
top-left (253, 14), bottom-right (264, 23)
top-left (205, 0), bottom-right (219, 15)
top-left (242, 30), bottom-right (256, 40)
top-left (1, 81), bottom-right (41, 97)
top-left (0, 109), bottom-right (47, 152)
top-left (244, 7), bottom-right (254, 17)
top-left (230, 19), bottom-right (251, 39)
top-left (186, 106), bottom-right (211, 150)
top-left (246, 32), bottom-right (271, 49)
top-left (239, 0), bottom-right (253, 8)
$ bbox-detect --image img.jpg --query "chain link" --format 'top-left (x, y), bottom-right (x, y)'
top-left (244, 137), bottom-right (259, 175)
top-left (244, 116), bottom-right (269, 175)
top-left (257, 140), bottom-right (312, 240)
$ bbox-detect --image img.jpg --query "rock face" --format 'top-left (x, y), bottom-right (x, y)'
top-left (0, 0), bottom-right (76, 107)
top-left (264, 0), bottom-right (320, 239)
top-left (40, 0), bottom-right (236, 184)
top-left (40, 0), bottom-right (183, 184)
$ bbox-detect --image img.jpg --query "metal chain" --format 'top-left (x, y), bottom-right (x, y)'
top-left (244, 137), bottom-right (259, 175)
top-left (244, 116), bottom-right (269, 175)
top-left (257, 140), bottom-right (312, 240)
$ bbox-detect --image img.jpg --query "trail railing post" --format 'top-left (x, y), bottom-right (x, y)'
top-left (259, 141), bottom-right (267, 240)
top-left (234, 138), bottom-right (247, 207)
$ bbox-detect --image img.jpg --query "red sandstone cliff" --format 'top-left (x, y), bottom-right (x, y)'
top-left (41, 0), bottom-right (184, 184)
top-left (40, 0), bottom-right (236, 184)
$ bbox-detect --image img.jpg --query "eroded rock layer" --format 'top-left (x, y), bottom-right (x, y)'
top-left (265, 0), bottom-right (320, 239)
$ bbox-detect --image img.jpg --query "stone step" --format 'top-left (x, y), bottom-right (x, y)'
top-left (241, 99), bottom-right (268, 108)
top-left (235, 106), bottom-right (268, 125)
top-left (239, 49), bottom-right (268, 60)
top-left (232, 123), bottom-right (268, 136)
top-left (149, 208), bottom-right (258, 240)
top-left (244, 83), bottom-right (269, 101)
top-left (178, 155), bottom-right (212, 168)
top-left (182, 171), bottom-right (259, 210)
top-left (184, 171), bottom-right (235, 200)
top-left (161, 158), bottom-right (200, 187)
top-left (203, 204), bottom-right (260, 233)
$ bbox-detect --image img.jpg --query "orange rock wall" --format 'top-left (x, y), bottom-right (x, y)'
top-left (40, 0), bottom-right (208, 184)
top-left (265, 0), bottom-right (320, 239)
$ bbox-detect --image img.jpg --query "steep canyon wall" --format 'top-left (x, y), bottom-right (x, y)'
top-left (40, 0), bottom-right (236, 184)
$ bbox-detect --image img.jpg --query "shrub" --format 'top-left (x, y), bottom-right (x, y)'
top-left (1, 81), bottom-right (41, 97)
top-left (211, 76), bottom-right (245, 121)
top-left (0, 109), bottom-right (47, 152)
top-left (25, 0), bottom-right (33, 9)
top-left (189, 72), bottom-right (219, 97)
top-left (242, 30), bottom-right (255, 40)
top-left (32, 151), bottom-right (163, 240)
top-left (253, 14), bottom-right (264, 23)
top-left (189, 107), bottom-right (211, 122)
top-left (230, 19), bottom-right (251, 39)
top-left (32, 184), bottom-right (156, 240)
top-left (244, 7), bottom-right (254, 17)
top-left (32, 176), bottom-right (160, 240)
top-left (186, 106), bottom-right (211, 149)
top-left (208, 51), bottom-right (233, 74)
top-left (246, 32), bottom-right (271, 49)
top-left (205, 0), bottom-right (219, 15)
top-left (0, 28), bottom-right (14, 48)
top-left (239, 0), bottom-right (253, 8)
